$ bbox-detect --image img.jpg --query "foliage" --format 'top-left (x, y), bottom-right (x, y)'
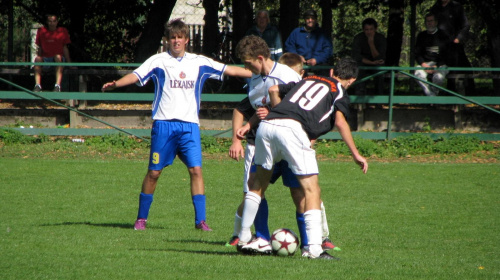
top-left (84, 133), bottom-right (148, 150)
top-left (0, 132), bottom-right (495, 159)
top-left (0, 0), bottom-right (492, 66)
top-left (0, 1), bottom-right (36, 61)
top-left (200, 134), bottom-right (232, 153)
top-left (0, 128), bottom-right (48, 144)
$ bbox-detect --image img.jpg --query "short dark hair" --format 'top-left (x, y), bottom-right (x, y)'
top-left (303, 9), bottom-right (317, 19)
top-left (333, 57), bottom-right (359, 80)
top-left (424, 13), bottom-right (436, 21)
top-left (362, 18), bottom-right (378, 29)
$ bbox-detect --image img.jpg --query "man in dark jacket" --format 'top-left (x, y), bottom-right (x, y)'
top-left (414, 13), bottom-right (450, 96)
top-left (284, 9), bottom-right (333, 73)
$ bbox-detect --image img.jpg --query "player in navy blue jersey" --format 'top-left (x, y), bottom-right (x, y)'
top-left (237, 57), bottom-right (368, 259)
top-left (102, 19), bottom-right (251, 231)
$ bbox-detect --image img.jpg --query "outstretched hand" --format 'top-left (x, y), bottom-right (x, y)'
top-left (101, 81), bottom-right (116, 92)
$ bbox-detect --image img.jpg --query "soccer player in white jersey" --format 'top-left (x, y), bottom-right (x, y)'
top-left (227, 37), bottom-right (301, 254)
top-left (102, 19), bottom-right (251, 231)
top-left (227, 47), bottom-right (338, 255)
top-left (237, 58), bottom-right (368, 259)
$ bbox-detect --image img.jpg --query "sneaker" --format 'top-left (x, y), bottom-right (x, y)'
top-left (134, 218), bottom-right (147, 230)
top-left (225, 236), bottom-right (239, 247)
top-left (322, 237), bottom-right (341, 251)
top-left (195, 220), bottom-right (212, 231)
top-left (314, 252), bottom-right (340, 260)
top-left (302, 246), bottom-right (339, 260)
top-left (53, 84), bottom-right (61, 92)
top-left (33, 85), bottom-right (42, 92)
top-left (240, 237), bottom-right (272, 255)
top-left (301, 246), bottom-right (312, 258)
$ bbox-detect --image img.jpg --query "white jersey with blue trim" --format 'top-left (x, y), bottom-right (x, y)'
top-left (247, 62), bottom-right (302, 109)
top-left (133, 51), bottom-right (226, 123)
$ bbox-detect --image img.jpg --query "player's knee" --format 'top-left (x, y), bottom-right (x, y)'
top-left (146, 169), bottom-right (162, 181)
top-left (188, 166), bottom-right (203, 178)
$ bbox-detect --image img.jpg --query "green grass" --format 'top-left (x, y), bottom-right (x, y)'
top-left (1, 157), bottom-right (499, 279)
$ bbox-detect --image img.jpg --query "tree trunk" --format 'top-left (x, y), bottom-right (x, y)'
top-left (471, 0), bottom-right (500, 92)
top-left (319, 0), bottom-right (333, 61)
top-left (232, 0), bottom-right (253, 62)
top-left (279, 0), bottom-right (300, 45)
top-left (319, 0), bottom-right (333, 42)
top-left (134, 0), bottom-right (176, 63)
top-left (202, 0), bottom-right (219, 57)
top-left (385, 0), bottom-right (405, 66)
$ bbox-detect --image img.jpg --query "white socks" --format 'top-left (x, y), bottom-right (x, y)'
top-left (238, 191), bottom-right (261, 243)
top-left (305, 209), bottom-right (322, 257)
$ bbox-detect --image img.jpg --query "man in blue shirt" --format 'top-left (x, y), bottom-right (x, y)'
top-left (284, 10), bottom-right (333, 75)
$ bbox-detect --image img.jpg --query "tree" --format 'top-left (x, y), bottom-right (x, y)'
top-left (469, 0), bottom-right (500, 91)
top-left (202, 0), bottom-right (220, 57)
top-left (385, 0), bottom-right (405, 66)
top-left (134, 0), bottom-right (176, 63)
top-left (279, 0), bottom-right (300, 42)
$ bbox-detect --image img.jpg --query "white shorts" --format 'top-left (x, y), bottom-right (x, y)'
top-left (242, 144), bottom-right (255, 193)
top-left (254, 119), bottom-right (318, 175)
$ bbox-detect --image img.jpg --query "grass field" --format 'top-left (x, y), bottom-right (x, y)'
top-left (1, 157), bottom-right (499, 279)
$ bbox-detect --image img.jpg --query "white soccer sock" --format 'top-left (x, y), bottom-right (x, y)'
top-left (304, 209), bottom-right (323, 257)
top-left (238, 191), bottom-right (261, 243)
top-left (321, 202), bottom-right (330, 238)
top-left (232, 212), bottom-right (242, 237)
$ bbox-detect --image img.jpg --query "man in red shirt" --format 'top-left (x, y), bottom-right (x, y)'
top-left (33, 14), bottom-right (72, 92)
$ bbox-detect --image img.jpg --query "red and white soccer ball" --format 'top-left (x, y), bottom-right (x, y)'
top-left (271, 228), bottom-right (299, 256)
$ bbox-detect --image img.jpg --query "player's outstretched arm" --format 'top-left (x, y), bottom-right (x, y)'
top-left (229, 109), bottom-right (245, 161)
top-left (224, 65), bottom-right (252, 78)
top-left (335, 110), bottom-right (368, 174)
top-left (102, 73), bottom-right (139, 92)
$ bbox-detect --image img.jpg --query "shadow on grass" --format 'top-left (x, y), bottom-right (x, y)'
top-left (39, 221), bottom-right (170, 230)
top-left (165, 238), bottom-right (227, 246)
top-left (138, 248), bottom-right (243, 256)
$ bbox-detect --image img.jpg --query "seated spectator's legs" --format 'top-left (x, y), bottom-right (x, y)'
top-left (54, 54), bottom-right (64, 87)
top-left (431, 66), bottom-right (449, 95)
top-left (353, 69), bottom-right (367, 95)
top-left (34, 56), bottom-right (43, 86)
top-left (415, 64), bottom-right (449, 96)
top-left (415, 67), bottom-right (434, 96)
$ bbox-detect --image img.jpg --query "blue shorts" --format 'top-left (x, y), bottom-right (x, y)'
top-left (148, 120), bottom-right (202, 170)
top-left (250, 159), bottom-right (300, 188)
top-left (41, 57), bottom-right (66, 69)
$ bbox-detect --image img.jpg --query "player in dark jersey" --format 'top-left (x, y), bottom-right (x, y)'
top-left (237, 57), bottom-right (368, 259)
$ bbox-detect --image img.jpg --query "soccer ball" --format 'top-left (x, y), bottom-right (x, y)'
top-left (271, 228), bottom-right (299, 256)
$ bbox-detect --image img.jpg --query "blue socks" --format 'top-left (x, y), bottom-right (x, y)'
top-left (296, 212), bottom-right (308, 248)
top-left (254, 198), bottom-right (270, 241)
top-left (192, 194), bottom-right (206, 225)
top-left (137, 193), bottom-right (153, 219)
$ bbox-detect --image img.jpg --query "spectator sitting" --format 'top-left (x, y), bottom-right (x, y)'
top-left (246, 10), bottom-right (283, 61)
top-left (351, 18), bottom-right (386, 95)
top-left (414, 13), bottom-right (450, 96)
top-left (33, 14), bottom-right (72, 93)
top-left (284, 9), bottom-right (333, 75)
